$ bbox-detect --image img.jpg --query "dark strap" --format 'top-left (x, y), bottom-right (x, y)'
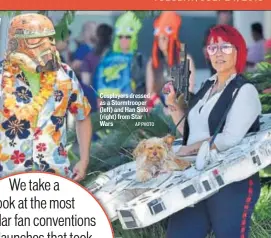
top-left (171, 112), bottom-right (186, 135)
top-left (209, 83), bottom-right (243, 146)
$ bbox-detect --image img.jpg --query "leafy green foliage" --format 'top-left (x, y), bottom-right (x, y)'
top-left (54, 11), bottom-right (75, 41)
top-left (246, 61), bottom-right (271, 113)
top-left (250, 186), bottom-right (271, 238)
top-left (0, 11), bottom-right (22, 17)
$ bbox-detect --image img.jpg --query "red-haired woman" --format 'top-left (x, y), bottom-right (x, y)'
top-left (165, 25), bottom-right (262, 238)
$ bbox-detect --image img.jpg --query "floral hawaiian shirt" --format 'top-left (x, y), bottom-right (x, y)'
top-left (0, 63), bottom-right (91, 178)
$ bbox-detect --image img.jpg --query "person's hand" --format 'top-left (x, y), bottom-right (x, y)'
top-left (72, 160), bottom-right (88, 182)
top-left (163, 82), bottom-right (186, 112)
top-left (163, 82), bottom-right (177, 110)
top-left (176, 146), bottom-right (192, 156)
top-left (71, 60), bottom-right (82, 71)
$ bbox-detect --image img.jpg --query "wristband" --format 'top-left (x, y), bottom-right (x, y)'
top-left (146, 94), bottom-right (160, 111)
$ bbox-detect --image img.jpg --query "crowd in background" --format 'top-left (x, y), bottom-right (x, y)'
top-left (56, 11), bottom-right (271, 115)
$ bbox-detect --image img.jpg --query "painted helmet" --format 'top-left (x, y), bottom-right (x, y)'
top-left (6, 13), bottom-right (60, 73)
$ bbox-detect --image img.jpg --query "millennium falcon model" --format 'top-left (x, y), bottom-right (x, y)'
top-left (87, 114), bottom-right (271, 230)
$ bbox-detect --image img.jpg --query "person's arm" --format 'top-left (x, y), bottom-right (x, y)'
top-left (75, 115), bottom-right (92, 179)
top-left (176, 138), bottom-right (214, 156)
top-left (146, 58), bottom-right (156, 96)
top-left (187, 54), bottom-right (196, 94)
top-left (213, 84), bottom-right (261, 151)
top-left (71, 60), bottom-right (83, 72)
top-left (165, 83), bottom-right (186, 135)
top-left (81, 72), bottom-right (91, 86)
top-left (169, 108), bottom-right (185, 135)
top-left (72, 44), bottom-right (92, 73)
top-left (66, 65), bottom-right (92, 181)
top-left (146, 58), bottom-right (161, 110)
top-left (80, 54), bottom-right (92, 86)
top-left (178, 84), bottom-right (261, 155)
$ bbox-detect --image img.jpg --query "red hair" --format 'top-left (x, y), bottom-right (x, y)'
top-left (206, 24), bottom-right (247, 73)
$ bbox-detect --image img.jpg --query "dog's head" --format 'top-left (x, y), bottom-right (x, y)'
top-left (133, 135), bottom-right (176, 162)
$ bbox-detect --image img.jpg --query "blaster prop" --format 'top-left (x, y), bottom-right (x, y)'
top-left (163, 43), bottom-right (191, 104)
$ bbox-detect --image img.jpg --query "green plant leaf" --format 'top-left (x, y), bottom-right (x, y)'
top-left (15, 11), bottom-right (21, 16)
top-left (54, 11), bottom-right (76, 41)
top-left (131, 11), bottom-right (161, 20)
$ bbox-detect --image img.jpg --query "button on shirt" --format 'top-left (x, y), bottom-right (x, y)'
top-left (187, 74), bottom-right (262, 151)
top-left (0, 63), bottom-right (91, 178)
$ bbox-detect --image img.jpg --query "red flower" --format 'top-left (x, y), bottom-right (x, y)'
top-left (60, 150), bottom-right (67, 157)
top-left (36, 143), bottom-right (47, 152)
top-left (263, 88), bottom-right (271, 94)
top-left (3, 108), bottom-right (10, 117)
top-left (58, 144), bottom-right (68, 157)
top-left (11, 151), bottom-right (25, 164)
top-left (69, 104), bottom-right (78, 114)
top-left (34, 128), bottom-right (42, 140)
top-left (3, 108), bottom-right (9, 114)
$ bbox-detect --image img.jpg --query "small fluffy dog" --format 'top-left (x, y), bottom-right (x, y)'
top-left (133, 135), bottom-right (191, 182)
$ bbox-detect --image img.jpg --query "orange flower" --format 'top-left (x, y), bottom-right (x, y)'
top-left (45, 124), bottom-right (56, 135)
top-left (4, 97), bottom-right (16, 108)
top-left (83, 97), bottom-right (91, 116)
top-left (54, 97), bottom-right (69, 116)
top-left (52, 130), bottom-right (61, 144)
top-left (5, 87), bottom-right (15, 94)
top-left (0, 145), bottom-right (10, 162)
top-left (57, 80), bottom-right (72, 90)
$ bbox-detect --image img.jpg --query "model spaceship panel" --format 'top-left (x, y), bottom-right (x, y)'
top-left (87, 114), bottom-right (271, 229)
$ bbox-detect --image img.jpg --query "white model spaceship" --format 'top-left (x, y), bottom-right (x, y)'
top-left (87, 114), bottom-right (271, 230)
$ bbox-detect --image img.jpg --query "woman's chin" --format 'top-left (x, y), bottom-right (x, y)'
top-left (214, 66), bottom-right (231, 74)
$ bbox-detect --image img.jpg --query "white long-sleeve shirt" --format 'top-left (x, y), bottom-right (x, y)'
top-left (187, 74), bottom-right (262, 151)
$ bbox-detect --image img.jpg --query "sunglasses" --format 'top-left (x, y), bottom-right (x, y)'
top-left (206, 43), bottom-right (235, 56)
top-left (118, 35), bottom-right (131, 39)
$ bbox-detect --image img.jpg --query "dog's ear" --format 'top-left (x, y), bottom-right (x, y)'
top-left (133, 139), bottom-right (147, 158)
top-left (163, 135), bottom-right (175, 147)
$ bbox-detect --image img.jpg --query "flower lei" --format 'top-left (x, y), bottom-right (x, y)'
top-left (2, 63), bottom-right (56, 127)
